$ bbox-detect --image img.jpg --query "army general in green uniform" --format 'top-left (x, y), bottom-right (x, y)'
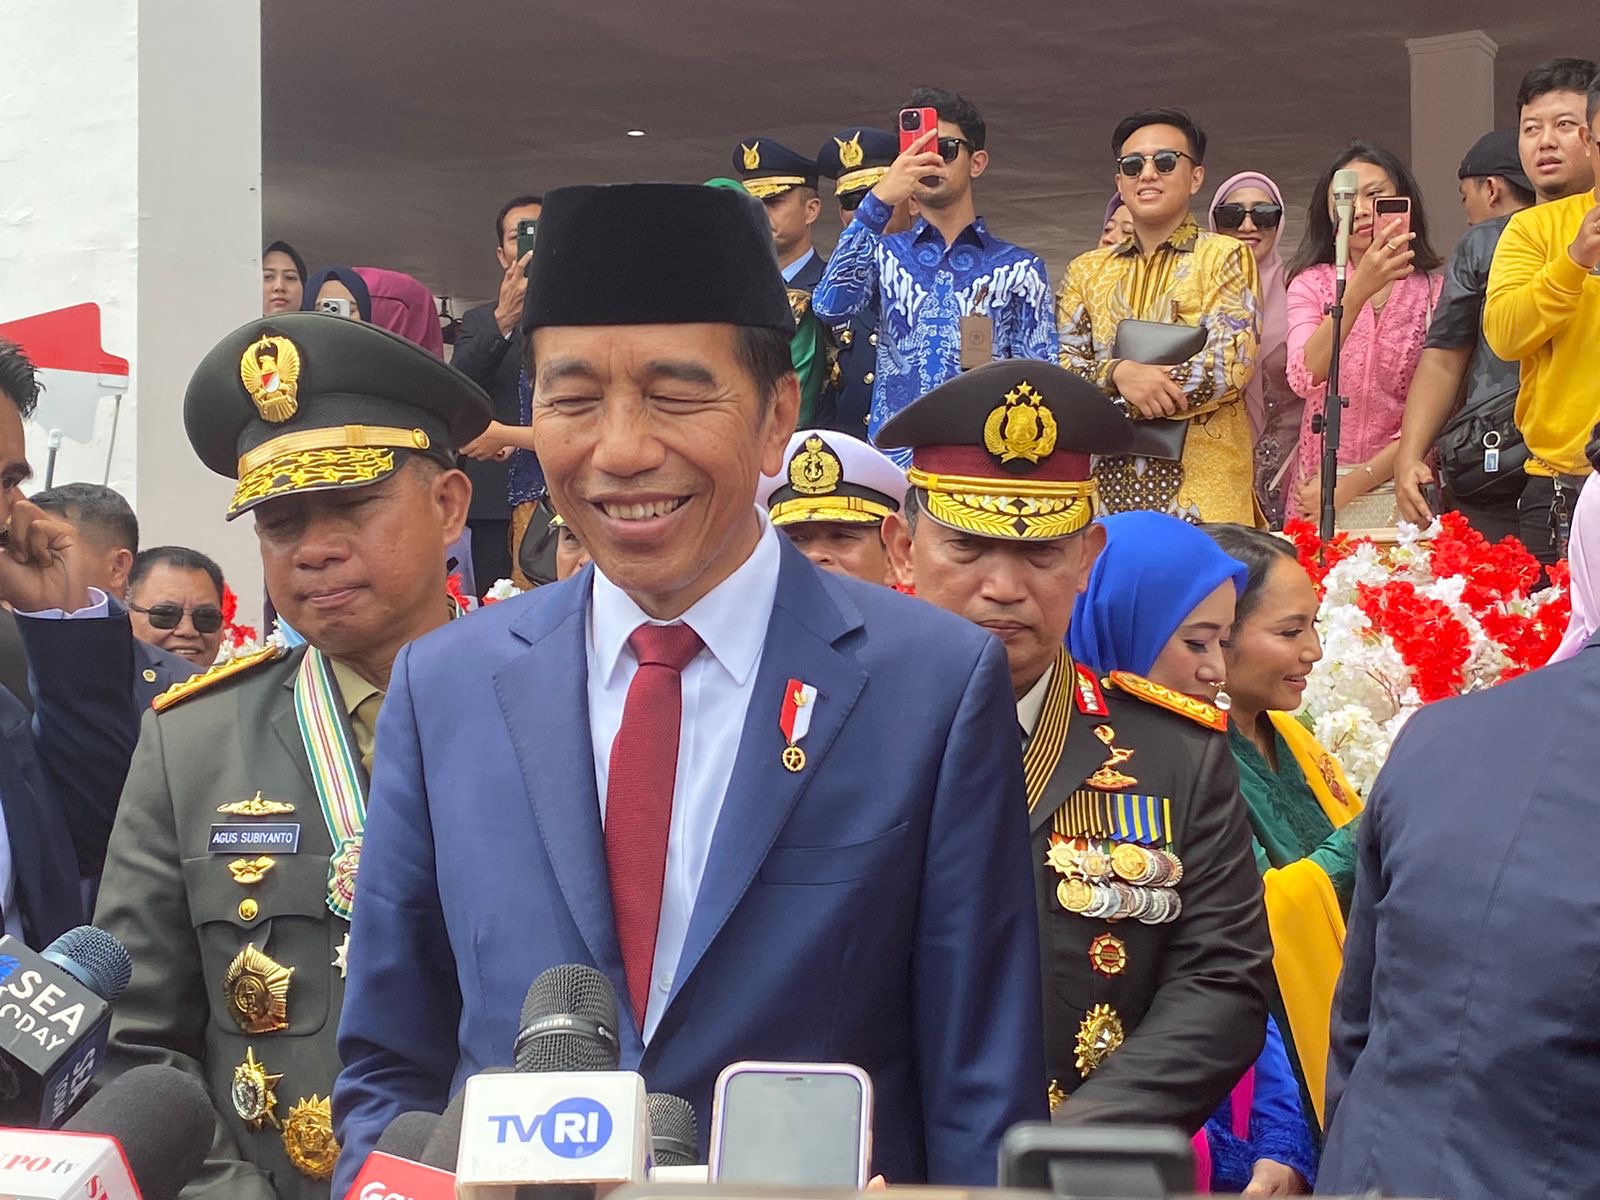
top-left (93, 314), bottom-right (489, 1199)
top-left (880, 360), bottom-right (1272, 1133)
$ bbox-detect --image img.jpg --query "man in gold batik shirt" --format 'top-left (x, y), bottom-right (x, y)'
top-left (1057, 107), bottom-right (1261, 524)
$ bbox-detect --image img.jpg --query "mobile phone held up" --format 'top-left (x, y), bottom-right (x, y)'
top-left (708, 1062), bottom-right (873, 1188)
top-left (899, 106), bottom-right (939, 156)
top-left (1373, 196), bottom-right (1411, 244)
top-left (317, 297), bottom-right (353, 319)
top-left (516, 217), bottom-right (540, 261)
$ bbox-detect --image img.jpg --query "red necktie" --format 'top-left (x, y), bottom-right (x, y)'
top-left (605, 622), bottom-right (704, 1029)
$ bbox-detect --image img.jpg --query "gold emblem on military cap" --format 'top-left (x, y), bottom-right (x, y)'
top-left (239, 335), bottom-right (302, 424)
top-left (742, 141), bottom-right (761, 170)
top-left (231, 1046), bottom-right (283, 1129)
top-left (283, 1095), bottom-right (340, 1180)
top-left (1075, 1003), bottom-right (1126, 1076)
top-left (218, 791), bottom-right (296, 817)
top-left (789, 435), bottom-right (843, 496)
top-left (836, 132), bottom-right (865, 170)
top-left (223, 943), bottom-right (294, 1035)
top-left (982, 382), bottom-right (1058, 466)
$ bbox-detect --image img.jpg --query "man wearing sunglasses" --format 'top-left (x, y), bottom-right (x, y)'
top-left (126, 545), bottom-right (228, 670)
top-left (1058, 107), bottom-right (1261, 525)
top-left (814, 87), bottom-right (1057, 463)
top-left (92, 313), bottom-right (489, 1200)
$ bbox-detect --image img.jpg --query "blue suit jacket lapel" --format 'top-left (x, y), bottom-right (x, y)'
top-left (666, 543), bottom-right (866, 1016)
top-left (493, 571), bottom-right (625, 986)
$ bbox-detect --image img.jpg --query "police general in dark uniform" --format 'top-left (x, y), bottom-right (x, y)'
top-left (880, 360), bottom-right (1272, 1133)
top-left (92, 313), bottom-right (490, 1200)
top-left (816, 126), bottom-right (902, 437)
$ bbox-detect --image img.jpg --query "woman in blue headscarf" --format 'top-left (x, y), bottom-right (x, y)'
top-left (302, 267), bottom-right (374, 323)
top-left (1070, 512), bottom-right (1317, 1195)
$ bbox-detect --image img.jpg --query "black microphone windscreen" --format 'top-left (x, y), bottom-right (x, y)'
top-left (645, 1092), bottom-right (698, 1167)
top-left (420, 1065), bottom-right (515, 1171)
top-left (63, 1064), bottom-right (211, 1200)
top-left (41, 925), bottom-right (133, 1001)
top-left (514, 964), bottom-right (620, 1072)
top-left (376, 1110), bottom-right (440, 1162)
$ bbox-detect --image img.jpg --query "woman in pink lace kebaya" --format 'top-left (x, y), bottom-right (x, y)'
top-left (1284, 141), bottom-right (1443, 520)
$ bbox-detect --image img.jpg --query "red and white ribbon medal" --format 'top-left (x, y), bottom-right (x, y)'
top-left (778, 678), bottom-right (819, 772)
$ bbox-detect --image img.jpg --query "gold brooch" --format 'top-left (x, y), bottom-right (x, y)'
top-left (223, 944), bottom-right (294, 1034)
top-left (982, 382), bottom-right (1058, 466)
top-left (1087, 724), bottom-right (1138, 790)
top-left (228, 856), bottom-right (276, 885)
top-left (836, 131), bottom-right (865, 170)
top-left (742, 141), bottom-right (761, 171)
top-left (231, 1046), bottom-right (282, 1129)
top-left (1047, 1079), bottom-right (1066, 1112)
top-left (1088, 933), bottom-right (1127, 977)
top-left (789, 434), bottom-right (843, 496)
top-left (1075, 1004), bottom-right (1126, 1076)
top-left (218, 792), bottom-right (295, 817)
top-left (283, 1095), bottom-right (340, 1180)
top-left (239, 335), bottom-right (302, 424)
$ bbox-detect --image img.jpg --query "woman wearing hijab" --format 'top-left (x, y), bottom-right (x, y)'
top-left (303, 266), bottom-right (373, 322)
top-left (1070, 512), bottom-right (1316, 1195)
top-left (1209, 173), bottom-right (1299, 528)
top-left (355, 267), bottom-right (445, 357)
top-left (1098, 194), bottom-right (1133, 249)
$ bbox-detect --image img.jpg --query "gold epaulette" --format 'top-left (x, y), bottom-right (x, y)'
top-left (151, 644), bottom-right (284, 713)
top-left (1106, 670), bottom-right (1227, 732)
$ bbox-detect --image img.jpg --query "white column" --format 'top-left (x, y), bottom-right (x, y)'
top-left (0, 0), bottom-right (265, 625)
top-left (1406, 30), bottom-right (1499, 252)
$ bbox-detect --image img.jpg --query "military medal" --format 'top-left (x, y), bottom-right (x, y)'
top-left (1110, 843), bottom-right (1149, 883)
top-left (223, 944), bottom-right (294, 1034)
top-left (778, 678), bottom-right (818, 773)
top-left (283, 1095), bottom-right (340, 1180)
top-left (1088, 933), bottom-right (1127, 977)
top-left (1047, 1079), bottom-right (1066, 1113)
top-left (218, 792), bottom-right (296, 817)
top-left (1087, 725), bottom-right (1138, 790)
top-left (329, 838), bottom-right (361, 916)
top-left (228, 856), bottom-right (276, 885)
top-left (1057, 878), bottom-right (1093, 913)
top-left (333, 931), bottom-right (350, 980)
top-left (231, 1047), bottom-right (283, 1129)
top-left (294, 648), bottom-right (370, 919)
top-left (1075, 1004), bottom-right (1126, 1076)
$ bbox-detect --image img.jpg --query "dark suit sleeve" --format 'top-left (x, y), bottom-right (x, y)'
top-left (450, 303), bottom-right (515, 388)
top-left (914, 636), bottom-right (1049, 1184)
top-left (17, 611), bottom-right (140, 876)
top-left (333, 643), bottom-right (462, 1197)
top-left (1325, 751), bottom-right (1389, 1127)
top-left (1062, 733), bottom-right (1271, 1132)
top-left (94, 711), bottom-right (278, 1200)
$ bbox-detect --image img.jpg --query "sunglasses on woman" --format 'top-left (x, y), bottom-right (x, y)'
top-left (1211, 202), bottom-right (1284, 231)
top-left (130, 601), bottom-right (224, 633)
top-left (1115, 149), bottom-right (1197, 177)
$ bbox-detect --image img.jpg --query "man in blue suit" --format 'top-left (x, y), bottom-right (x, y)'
top-left (1319, 622), bottom-right (1600, 1198)
top-left (333, 183), bottom-right (1047, 1193)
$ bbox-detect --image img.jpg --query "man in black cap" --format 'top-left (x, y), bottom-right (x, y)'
top-left (879, 360), bottom-right (1271, 1133)
top-left (815, 127), bottom-right (906, 435)
top-left (333, 182), bottom-right (1046, 1191)
top-left (1394, 115), bottom-right (1564, 541)
top-left (93, 313), bottom-right (489, 1200)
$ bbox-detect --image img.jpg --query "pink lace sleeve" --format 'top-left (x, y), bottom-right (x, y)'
top-left (1285, 266), bottom-right (1332, 402)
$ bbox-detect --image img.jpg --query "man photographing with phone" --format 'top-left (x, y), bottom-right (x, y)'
top-left (813, 86), bottom-right (1057, 462)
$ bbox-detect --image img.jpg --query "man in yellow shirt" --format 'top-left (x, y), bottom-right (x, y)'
top-left (1484, 74), bottom-right (1600, 561)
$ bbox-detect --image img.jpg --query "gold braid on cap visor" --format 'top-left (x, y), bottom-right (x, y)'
top-left (742, 176), bottom-right (807, 198)
top-left (906, 467), bottom-right (1096, 540)
top-left (229, 425), bottom-right (432, 515)
top-left (835, 167), bottom-right (889, 195)
top-left (769, 494), bottom-right (895, 527)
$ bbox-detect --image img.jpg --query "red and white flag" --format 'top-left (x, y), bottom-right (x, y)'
top-left (779, 678), bottom-right (819, 748)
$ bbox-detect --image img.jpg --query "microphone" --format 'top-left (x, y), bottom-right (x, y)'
top-left (452, 967), bottom-right (651, 1197)
top-left (1332, 167), bottom-right (1358, 285)
top-left (0, 927), bottom-right (133, 1126)
top-left (342, 1111), bottom-right (455, 1200)
top-left (0, 1063), bottom-right (212, 1200)
top-left (420, 1067), bottom-right (513, 1172)
top-left (645, 1094), bottom-right (696, 1168)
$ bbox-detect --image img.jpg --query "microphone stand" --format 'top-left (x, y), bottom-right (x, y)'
top-left (1317, 274), bottom-right (1349, 560)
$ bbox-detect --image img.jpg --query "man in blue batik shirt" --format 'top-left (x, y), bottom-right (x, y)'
top-left (813, 87), bottom-right (1058, 463)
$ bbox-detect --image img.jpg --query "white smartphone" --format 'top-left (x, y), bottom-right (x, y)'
top-left (317, 297), bottom-right (353, 318)
top-left (707, 1062), bottom-right (872, 1188)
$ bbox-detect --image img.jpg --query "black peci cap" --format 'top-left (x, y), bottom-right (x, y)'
top-left (520, 183), bottom-right (795, 336)
top-left (184, 311), bottom-right (492, 519)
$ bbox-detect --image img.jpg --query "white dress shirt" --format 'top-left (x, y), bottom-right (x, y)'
top-left (1016, 661), bottom-right (1054, 751)
top-left (0, 588), bottom-right (110, 939)
top-left (781, 248), bottom-right (817, 285)
top-left (586, 514), bottom-right (781, 1041)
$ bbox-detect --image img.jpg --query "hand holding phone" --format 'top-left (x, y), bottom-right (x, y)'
top-left (1372, 196), bottom-right (1412, 245)
top-left (709, 1062), bottom-right (872, 1188)
top-left (899, 106), bottom-right (940, 155)
top-left (874, 126), bottom-right (943, 208)
top-left (516, 217), bottom-right (540, 261)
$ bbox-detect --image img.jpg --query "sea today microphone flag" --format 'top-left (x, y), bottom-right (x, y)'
top-left (454, 1070), bottom-right (651, 1199)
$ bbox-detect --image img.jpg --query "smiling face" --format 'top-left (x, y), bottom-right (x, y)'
top-left (128, 562), bottom-right (225, 665)
top-left (782, 520), bottom-right (889, 585)
top-left (1520, 89), bottom-right (1595, 202)
top-left (884, 513), bottom-right (1103, 698)
top-left (1223, 557), bottom-right (1323, 717)
top-left (1116, 123), bottom-right (1204, 229)
top-left (253, 459), bottom-right (470, 664)
top-left (1218, 184), bottom-right (1279, 261)
top-left (530, 323), bottom-right (799, 618)
top-left (1146, 580), bottom-right (1235, 703)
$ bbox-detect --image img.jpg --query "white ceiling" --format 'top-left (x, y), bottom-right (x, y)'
top-left (263, 1), bottom-right (1593, 310)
